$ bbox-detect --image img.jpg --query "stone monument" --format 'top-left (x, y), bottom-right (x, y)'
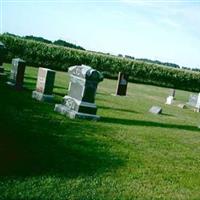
top-left (7, 58), bottom-right (26, 89)
top-left (165, 96), bottom-right (173, 105)
top-left (187, 94), bottom-right (198, 107)
top-left (115, 72), bottom-right (128, 96)
top-left (32, 67), bottom-right (56, 101)
top-left (149, 106), bottom-right (162, 114)
top-left (0, 42), bottom-right (7, 79)
top-left (169, 89), bottom-right (176, 99)
top-left (54, 65), bottom-right (103, 120)
top-left (196, 93), bottom-right (200, 109)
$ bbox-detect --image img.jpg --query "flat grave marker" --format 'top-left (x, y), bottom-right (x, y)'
top-left (149, 106), bottom-right (162, 114)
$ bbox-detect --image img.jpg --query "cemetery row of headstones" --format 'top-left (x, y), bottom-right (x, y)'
top-left (1, 40), bottom-right (200, 120)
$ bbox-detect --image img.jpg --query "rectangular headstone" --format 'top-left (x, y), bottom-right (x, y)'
top-left (7, 58), bottom-right (26, 89)
top-left (55, 65), bottom-right (103, 120)
top-left (169, 89), bottom-right (176, 99)
top-left (165, 96), bottom-right (173, 105)
top-left (187, 94), bottom-right (198, 107)
top-left (149, 106), bottom-right (162, 114)
top-left (115, 72), bottom-right (128, 96)
top-left (196, 93), bottom-right (200, 108)
top-left (32, 67), bottom-right (56, 101)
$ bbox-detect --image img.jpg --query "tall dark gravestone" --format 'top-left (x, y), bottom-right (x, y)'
top-left (0, 42), bottom-right (7, 79)
top-left (115, 72), bottom-right (128, 96)
top-left (55, 65), bottom-right (103, 120)
top-left (32, 67), bottom-right (56, 101)
top-left (7, 58), bottom-right (26, 89)
top-left (169, 89), bottom-right (176, 99)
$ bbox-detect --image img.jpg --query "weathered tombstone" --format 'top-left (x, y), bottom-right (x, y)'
top-left (7, 58), bottom-right (26, 89)
top-left (115, 72), bottom-right (128, 96)
top-left (0, 42), bottom-right (7, 79)
top-left (32, 67), bottom-right (56, 101)
top-left (187, 94), bottom-right (198, 107)
top-left (165, 96), bottom-right (173, 105)
top-left (196, 93), bottom-right (200, 108)
top-left (54, 65), bottom-right (103, 120)
top-left (169, 89), bottom-right (176, 99)
top-left (149, 106), bottom-right (162, 114)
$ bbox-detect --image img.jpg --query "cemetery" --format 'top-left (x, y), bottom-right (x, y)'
top-left (1, 57), bottom-right (200, 199)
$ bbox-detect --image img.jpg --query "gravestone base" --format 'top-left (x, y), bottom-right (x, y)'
top-left (54, 104), bottom-right (100, 120)
top-left (32, 90), bottom-right (54, 102)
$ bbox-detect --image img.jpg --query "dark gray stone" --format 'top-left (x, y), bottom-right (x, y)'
top-left (32, 67), bottom-right (56, 101)
top-left (149, 106), bottom-right (162, 114)
top-left (55, 65), bottom-right (103, 120)
top-left (115, 72), bottom-right (128, 96)
top-left (7, 58), bottom-right (26, 89)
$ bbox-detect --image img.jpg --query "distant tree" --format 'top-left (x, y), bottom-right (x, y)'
top-left (118, 54), bottom-right (123, 57)
top-left (125, 55), bottom-right (135, 60)
top-left (24, 35), bottom-right (52, 44)
top-left (53, 39), bottom-right (85, 50)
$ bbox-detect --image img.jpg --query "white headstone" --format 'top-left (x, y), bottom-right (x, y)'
top-left (166, 96), bottom-right (173, 105)
top-left (149, 106), bottom-right (162, 114)
top-left (196, 93), bottom-right (200, 108)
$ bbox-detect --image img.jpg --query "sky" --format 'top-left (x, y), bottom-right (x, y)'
top-left (1, 0), bottom-right (200, 68)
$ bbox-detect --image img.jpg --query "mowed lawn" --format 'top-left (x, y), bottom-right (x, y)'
top-left (0, 64), bottom-right (200, 200)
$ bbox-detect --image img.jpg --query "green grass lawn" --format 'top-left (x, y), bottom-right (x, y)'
top-left (0, 64), bottom-right (200, 200)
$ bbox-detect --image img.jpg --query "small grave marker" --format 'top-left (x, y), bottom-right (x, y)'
top-left (165, 96), bottom-right (173, 105)
top-left (149, 106), bottom-right (162, 114)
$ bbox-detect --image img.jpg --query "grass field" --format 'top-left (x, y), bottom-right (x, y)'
top-left (0, 64), bottom-right (200, 200)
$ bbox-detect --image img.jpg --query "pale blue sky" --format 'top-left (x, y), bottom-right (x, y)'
top-left (1, 0), bottom-right (200, 68)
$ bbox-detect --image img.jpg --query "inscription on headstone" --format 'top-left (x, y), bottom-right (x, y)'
top-left (32, 67), bottom-right (56, 101)
top-left (7, 58), bottom-right (26, 89)
top-left (115, 72), bottom-right (128, 96)
top-left (149, 106), bottom-right (162, 114)
top-left (54, 65), bottom-right (103, 120)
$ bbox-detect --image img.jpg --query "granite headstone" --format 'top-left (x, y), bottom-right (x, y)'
top-left (55, 65), bottom-right (103, 120)
top-left (32, 67), bottom-right (56, 101)
top-left (7, 58), bottom-right (26, 89)
top-left (115, 72), bottom-right (128, 96)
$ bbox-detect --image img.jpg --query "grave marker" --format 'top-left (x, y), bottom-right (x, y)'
top-left (149, 106), bottom-right (162, 114)
top-left (7, 58), bottom-right (26, 89)
top-left (165, 96), bottom-right (173, 105)
top-left (55, 65), bottom-right (103, 120)
top-left (115, 72), bottom-right (128, 96)
top-left (169, 89), bottom-right (176, 99)
top-left (187, 94), bottom-right (198, 107)
top-left (32, 67), bottom-right (56, 101)
top-left (0, 42), bottom-right (7, 79)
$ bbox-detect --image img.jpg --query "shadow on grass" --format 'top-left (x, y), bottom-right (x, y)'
top-left (0, 84), bottom-right (124, 177)
top-left (99, 105), bottom-right (140, 114)
top-left (102, 117), bottom-right (199, 132)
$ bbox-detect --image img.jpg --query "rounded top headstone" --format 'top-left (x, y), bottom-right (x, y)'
top-left (68, 65), bottom-right (103, 82)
